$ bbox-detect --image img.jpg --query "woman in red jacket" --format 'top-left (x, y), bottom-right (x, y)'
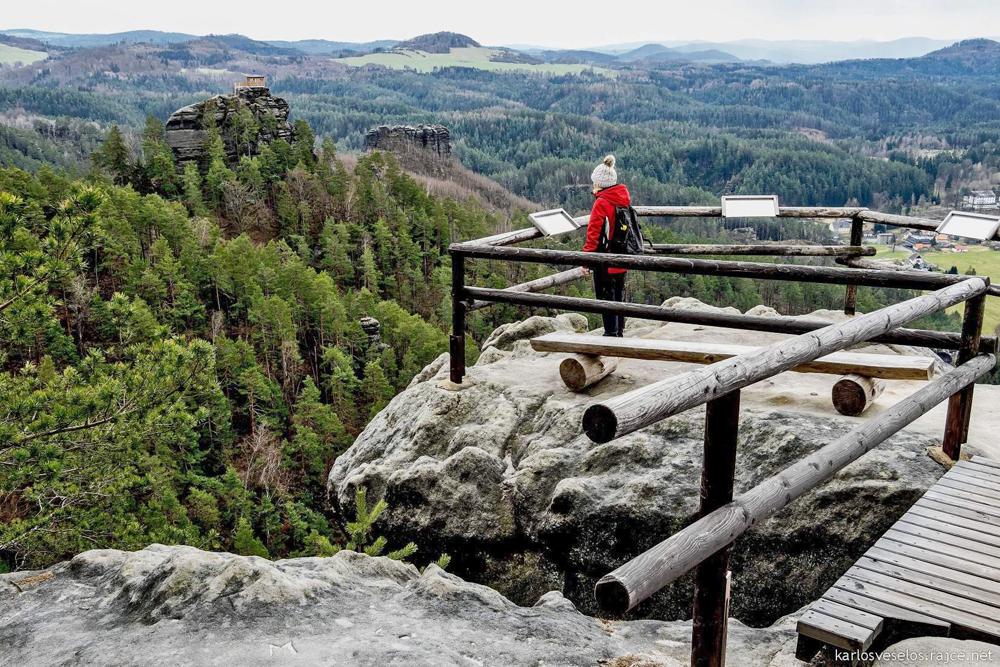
top-left (583, 154), bottom-right (630, 337)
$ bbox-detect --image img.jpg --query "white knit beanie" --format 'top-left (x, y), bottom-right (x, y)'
top-left (591, 154), bottom-right (617, 189)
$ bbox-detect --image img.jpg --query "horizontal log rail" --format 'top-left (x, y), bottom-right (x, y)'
top-left (594, 352), bottom-right (997, 615)
top-left (457, 205), bottom-right (1000, 248)
top-left (581, 277), bottom-right (989, 444)
top-left (461, 286), bottom-right (998, 352)
top-left (649, 244), bottom-right (876, 257)
top-left (467, 267), bottom-right (589, 311)
top-left (633, 205), bottom-right (865, 219)
top-left (856, 210), bottom-right (941, 235)
top-left (451, 244), bottom-right (999, 294)
top-left (836, 256), bottom-right (905, 271)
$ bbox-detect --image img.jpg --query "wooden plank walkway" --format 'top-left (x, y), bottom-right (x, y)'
top-left (530, 333), bottom-right (936, 380)
top-left (796, 455), bottom-right (1000, 661)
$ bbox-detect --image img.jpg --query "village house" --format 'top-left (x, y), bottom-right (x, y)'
top-left (962, 189), bottom-right (998, 211)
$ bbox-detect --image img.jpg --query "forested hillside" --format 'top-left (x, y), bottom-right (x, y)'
top-left (0, 32), bottom-right (994, 573)
top-left (0, 113), bottom-right (517, 571)
top-left (2, 103), bottom-right (967, 573)
top-left (2, 37), bottom-right (998, 213)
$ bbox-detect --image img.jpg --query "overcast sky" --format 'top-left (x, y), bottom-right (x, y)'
top-left (4, 0), bottom-right (999, 47)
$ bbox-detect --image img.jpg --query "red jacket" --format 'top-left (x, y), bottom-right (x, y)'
top-left (583, 183), bottom-right (631, 274)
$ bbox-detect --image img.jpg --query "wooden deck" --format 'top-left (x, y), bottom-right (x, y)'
top-left (796, 455), bottom-right (1000, 661)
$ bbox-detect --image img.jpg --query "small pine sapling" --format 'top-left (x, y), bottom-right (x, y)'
top-left (344, 487), bottom-right (418, 561)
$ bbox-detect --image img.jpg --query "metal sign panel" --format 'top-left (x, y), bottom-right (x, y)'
top-left (721, 195), bottom-right (780, 218)
top-left (529, 208), bottom-right (580, 236)
top-left (937, 211), bottom-right (1000, 241)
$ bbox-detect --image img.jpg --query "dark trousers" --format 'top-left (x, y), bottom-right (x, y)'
top-left (593, 268), bottom-right (626, 336)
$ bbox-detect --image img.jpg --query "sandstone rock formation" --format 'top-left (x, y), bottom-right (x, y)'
top-left (165, 86), bottom-right (294, 167)
top-left (329, 301), bottom-right (951, 624)
top-left (0, 544), bottom-right (801, 666)
top-left (365, 124), bottom-right (452, 175)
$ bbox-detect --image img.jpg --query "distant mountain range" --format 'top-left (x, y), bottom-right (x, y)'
top-left (0, 28), bottom-right (400, 56)
top-left (519, 36), bottom-right (1000, 64)
top-left (2, 27), bottom-right (999, 69)
top-left (1, 28), bottom-right (197, 48)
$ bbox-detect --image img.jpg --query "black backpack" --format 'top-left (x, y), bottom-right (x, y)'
top-left (601, 205), bottom-right (646, 255)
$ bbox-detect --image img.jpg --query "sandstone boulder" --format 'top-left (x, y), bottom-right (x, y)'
top-left (329, 302), bottom-right (949, 624)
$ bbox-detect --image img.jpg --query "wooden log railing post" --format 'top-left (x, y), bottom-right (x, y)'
top-left (691, 390), bottom-right (740, 667)
top-left (943, 293), bottom-right (987, 459)
top-left (844, 215), bottom-right (864, 315)
top-left (449, 253), bottom-right (466, 384)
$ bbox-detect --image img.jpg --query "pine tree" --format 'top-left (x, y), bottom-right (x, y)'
top-left (362, 359), bottom-right (393, 419)
top-left (233, 516), bottom-right (270, 558)
top-left (203, 126), bottom-right (234, 210)
top-left (93, 125), bottom-right (132, 185)
top-left (141, 116), bottom-right (177, 196)
top-left (182, 162), bottom-right (208, 216)
top-left (344, 487), bottom-right (416, 560)
top-left (360, 245), bottom-right (381, 292)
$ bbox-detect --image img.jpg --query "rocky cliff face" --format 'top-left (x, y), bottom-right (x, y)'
top-left (165, 86), bottom-right (294, 167)
top-left (365, 124), bottom-right (452, 175)
top-left (0, 544), bottom-right (800, 666)
top-left (328, 301), bottom-right (947, 625)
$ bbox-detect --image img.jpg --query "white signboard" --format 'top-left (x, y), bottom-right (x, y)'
top-left (529, 208), bottom-right (581, 236)
top-left (937, 211), bottom-right (1000, 241)
top-left (721, 195), bottom-right (780, 218)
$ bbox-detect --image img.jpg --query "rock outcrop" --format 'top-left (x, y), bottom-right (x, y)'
top-left (365, 124), bottom-right (452, 175)
top-left (0, 544), bottom-right (801, 666)
top-left (165, 86), bottom-right (294, 167)
top-left (329, 301), bottom-right (949, 624)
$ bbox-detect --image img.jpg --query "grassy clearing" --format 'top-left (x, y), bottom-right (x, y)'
top-left (336, 47), bottom-right (612, 76)
top-left (0, 44), bottom-right (47, 66)
top-left (877, 245), bottom-right (1000, 333)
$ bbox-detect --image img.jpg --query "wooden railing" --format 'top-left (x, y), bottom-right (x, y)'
top-left (447, 205), bottom-right (999, 666)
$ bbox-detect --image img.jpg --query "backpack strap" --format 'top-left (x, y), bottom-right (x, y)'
top-left (598, 215), bottom-right (610, 252)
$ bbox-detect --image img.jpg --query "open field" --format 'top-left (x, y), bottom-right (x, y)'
top-left (877, 245), bottom-right (1000, 333)
top-left (336, 47), bottom-right (612, 76)
top-left (0, 44), bottom-right (47, 65)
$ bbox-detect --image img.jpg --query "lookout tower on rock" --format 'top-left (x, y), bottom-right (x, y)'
top-left (234, 74), bottom-right (266, 92)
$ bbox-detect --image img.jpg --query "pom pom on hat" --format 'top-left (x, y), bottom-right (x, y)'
top-left (591, 154), bottom-right (618, 189)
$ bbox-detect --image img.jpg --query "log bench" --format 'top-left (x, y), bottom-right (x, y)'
top-left (530, 332), bottom-right (936, 415)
